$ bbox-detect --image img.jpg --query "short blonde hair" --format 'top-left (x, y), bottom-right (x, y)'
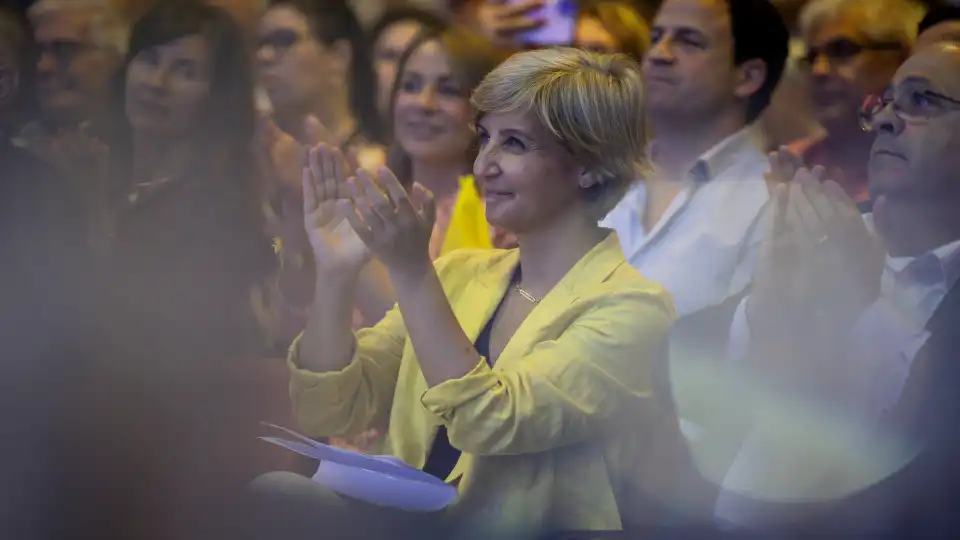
top-left (471, 47), bottom-right (648, 220)
top-left (799, 0), bottom-right (926, 47)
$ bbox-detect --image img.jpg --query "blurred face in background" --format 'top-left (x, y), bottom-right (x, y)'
top-left (643, 0), bottom-right (739, 123)
top-left (33, 9), bottom-right (119, 125)
top-left (800, 9), bottom-right (906, 135)
top-left (256, 5), bottom-right (348, 115)
top-left (373, 20), bottom-right (426, 116)
top-left (576, 16), bottom-right (619, 54)
top-left (125, 34), bottom-right (212, 137)
top-left (392, 39), bottom-right (474, 165)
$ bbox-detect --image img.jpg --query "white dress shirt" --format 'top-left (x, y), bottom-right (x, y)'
top-left (601, 128), bottom-right (770, 318)
top-left (715, 230), bottom-right (960, 528)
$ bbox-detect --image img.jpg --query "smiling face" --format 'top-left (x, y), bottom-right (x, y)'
top-left (867, 45), bottom-right (960, 204)
top-left (125, 34), bottom-right (212, 137)
top-left (392, 39), bottom-right (475, 165)
top-left (473, 109), bottom-right (587, 233)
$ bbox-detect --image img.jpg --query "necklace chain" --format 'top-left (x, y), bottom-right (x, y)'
top-left (514, 283), bottom-right (541, 304)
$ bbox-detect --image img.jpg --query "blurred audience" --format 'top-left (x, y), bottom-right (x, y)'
top-left (717, 42), bottom-right (960, 536)
top-left (463, 0), bottom-right (650, 59)
top-left (787, 0), bottom-right (924, 202)
top-left (366, 5), bottom-right (447, 119)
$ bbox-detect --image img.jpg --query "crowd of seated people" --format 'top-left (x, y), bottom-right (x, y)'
top-left (2, 0), bottom-right (960, 539)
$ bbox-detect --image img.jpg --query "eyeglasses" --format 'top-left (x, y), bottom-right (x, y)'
top-left (799, 38), bottom-right (902, 68)
top-left (859, 82), bottom-right (960, 131)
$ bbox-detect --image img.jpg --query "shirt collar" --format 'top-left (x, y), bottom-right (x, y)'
top-left (649, 127), bottom-right (759, 184)
top-left (886, 238), bottom-right (960, 290)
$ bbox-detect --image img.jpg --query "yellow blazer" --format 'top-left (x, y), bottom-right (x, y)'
top-left (288, 233), bottom-right (676, 536)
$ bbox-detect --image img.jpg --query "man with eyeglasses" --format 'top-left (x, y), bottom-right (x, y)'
top-left (714, 42), bottom-right (960, 535)
top-left (786, 0), bottom-right (925, 203)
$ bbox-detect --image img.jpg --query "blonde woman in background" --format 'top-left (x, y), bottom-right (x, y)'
top-left (576, 0), bottom-right (652, 61)
top-left (249, 47), bottom-right (675, 540)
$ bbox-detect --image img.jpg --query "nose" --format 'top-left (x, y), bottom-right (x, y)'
top-left (645, 34), bottom-right (676, 66)
top-left (256, 44), bottom-right (276, 64)
top-left (873, 99), bottom-right (904, 136)
top-left (810, 53), bottom-right (832, 76)
top-left (144, 65), bottom-right (169, 91)
top-left (415, 86), bottom-right (438, 111)
top-left (473, 142), bottom-right (501, 180)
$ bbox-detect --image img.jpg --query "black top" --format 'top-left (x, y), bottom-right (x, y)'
top-left (108, 173), bottom-right (276, 360)
top-left (422, 306), bottom-right (499, 481)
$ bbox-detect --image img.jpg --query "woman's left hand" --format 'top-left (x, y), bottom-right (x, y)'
top-left (344, 167), bottom-right (436, 275)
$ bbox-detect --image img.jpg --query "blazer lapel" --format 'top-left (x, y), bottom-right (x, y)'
top-left (881, 283), bottom-right (960, 446)
top-left (450, 250), bottom-right (518, 345)
top-left (493, 233), bottom-right (627, 371)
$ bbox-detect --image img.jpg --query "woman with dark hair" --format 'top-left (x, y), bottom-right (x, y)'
top-left (385, 26), bottom-right (514, 261)
top-left (104, 0), bottom-right (274, 358)
top-left (366, 6), bottom-right (447, 120)
top-left (79, 3), bottom-right (279, 539)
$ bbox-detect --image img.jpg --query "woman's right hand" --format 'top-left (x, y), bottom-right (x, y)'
top-left (302, 142), bottom-right (371, 274)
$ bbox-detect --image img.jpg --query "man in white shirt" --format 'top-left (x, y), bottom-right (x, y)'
top-left (715, 42), bottom-right (960, 536)
top-left (600, 0), bottom-right (789, 490)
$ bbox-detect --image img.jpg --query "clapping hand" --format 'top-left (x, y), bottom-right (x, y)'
top-left (342, 168), bottom-right (436, 276)
top-left (302, 143), bottom-right (371, 274)
top-left (748, 148), bottom-right (884, 374)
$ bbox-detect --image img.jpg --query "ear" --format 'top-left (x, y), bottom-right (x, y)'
top-left (733, 58), bottom-right (768, 101)
top-left (578, 167), bottom-right (602, 190)
top-left (330, 40), bottom-right (353, 76)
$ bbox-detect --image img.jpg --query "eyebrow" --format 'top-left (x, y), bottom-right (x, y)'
top-left (652, 25), bottom-right (707, 41)
top-left (501, 128), bottom-right (533, 139)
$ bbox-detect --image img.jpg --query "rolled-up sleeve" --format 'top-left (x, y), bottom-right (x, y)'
top-left (420, 286), bottom-right (675, 456)
top-left (288, 305), bottom-right (407, 437)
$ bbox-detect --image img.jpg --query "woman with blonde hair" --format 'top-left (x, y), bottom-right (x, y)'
top-left (577, 0), bottom-right (652, 61)
top-left (249, 48), bottom-right (676, 540)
